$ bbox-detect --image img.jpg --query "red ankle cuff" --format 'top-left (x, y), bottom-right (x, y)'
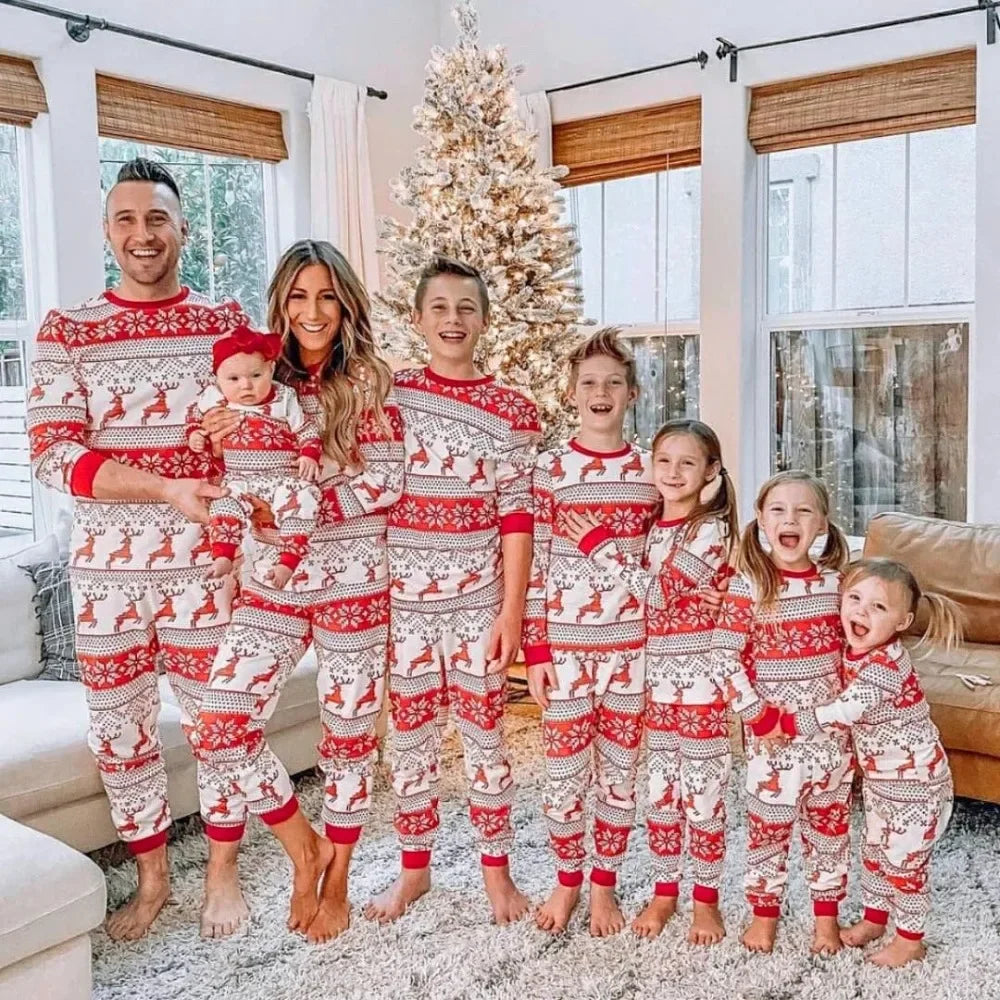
top-left (558, 870), bottom-right (584, 888)
top-left (260, 795), bottom-right (298, 826)
top-left (126, 830), bottom-right (168, 855)
top-left (590, 868), bottom-right (616, 888)
top-left (693, 884), bottom-right (719, 904)
top-left (204, 821), bottom-right (244, 843)
top-left (896, 927), bottom-right (924, 941)
top-left (402, 849), bottom-right (431, 870)
top-left (864, 907), bottom-right (890, 926)
top-left (813, 899), bottom-right (839, 918)
top-left (753, 904), bottom-right (781, 919)
top-left (481, 853), bottom-right (508, 868)
top-left (655, 881), bottom-right (680, 898)
top-left (325, 823), bottom-right (362, 845)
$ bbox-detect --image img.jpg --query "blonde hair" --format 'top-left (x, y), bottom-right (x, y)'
top-left (566, 326), bottom-right (637, 390)
top-left (737, 470), bottom-right (849, 608)
top-left (651, 419), bottom-right (738, 559)
top-left (843, 558), bottom-right (965, 651)
top-left (268, 240), bottom-right (392, 468)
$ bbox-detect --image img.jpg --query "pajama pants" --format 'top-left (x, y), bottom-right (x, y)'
top-left (209, 473), bottom-right (321, 567)
top-left (69, 501), bottom-right (233, 854)
top-left (744, 737), bottom-right (854, 917)
top-left (645, 700), bottom-right (731, 902)
top-left (859, 765), bottom-right (953, 939)
top-left (389, 582), bottom-right (514, 865)
top-left (542, 644), bottom-right (644, 888)
top-left (195, 529), bottom-right (389, 843)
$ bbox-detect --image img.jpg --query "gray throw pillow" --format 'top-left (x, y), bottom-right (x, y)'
top-left (22, 559), bottom-right (79, 681)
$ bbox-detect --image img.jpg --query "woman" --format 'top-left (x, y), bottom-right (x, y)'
top-left (195, 240), bottom-right (402, 941)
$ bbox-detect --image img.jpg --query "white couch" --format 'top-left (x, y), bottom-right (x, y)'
top-left (0, 532), bottom-right (324, 998)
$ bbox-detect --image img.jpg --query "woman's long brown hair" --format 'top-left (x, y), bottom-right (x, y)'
top-left (268, 240), bottom-right (392, 468)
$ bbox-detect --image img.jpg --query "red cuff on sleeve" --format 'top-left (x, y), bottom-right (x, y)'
top-left (278, 551), bottom-right (301, 570)
top-left (499, 512), bottom-right (533, 536)
top-left (780, 712), bottom-right (797, 738)
top-left (578, 525), bottom-right (613, 556)
top-left (211, 542), bottom-right (238, 561)
top-left (300, 441), bottom-right (322, 462)
top-left (523, 644), bottom-right (553, 667)
top-left (68, 451), bottom-right (109, 498)
top-left (750, 705), bottom-right (781, 737)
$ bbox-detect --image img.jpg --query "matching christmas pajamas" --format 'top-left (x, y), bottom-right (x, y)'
top-left (522, 441), bottom-right (658, 889)
top-left (27, 288), bottom-right (247, 853)
top-left (387, 367), bottom-right (540, 868)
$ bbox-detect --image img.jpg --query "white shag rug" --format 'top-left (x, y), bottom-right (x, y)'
top-left (91, 713), bottom-right (1000, 1000)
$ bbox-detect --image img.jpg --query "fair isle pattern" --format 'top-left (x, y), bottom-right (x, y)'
top-left (387, 367), bottom-right (540, 859)
top-left (27, 289), bottom-right (247, 852)
top-left (711, 567), bottom-right (853, 915)
top-left (522, 440), bottom-right (658, 878)
top-left (582, 516), bottom-right (733, 894)
top-left (28, 288), bottom-right (248, 491)
top-left (791, 639), bottom-right (953, 936)
top-left (194, 383), bottom-right (324, 571)
top-left (195, 374), bottom-right (405, 841)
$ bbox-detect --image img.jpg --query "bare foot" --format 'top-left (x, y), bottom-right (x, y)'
top-left (200, 855), bottom-right (249, 939)
top-left (363, 867), bottom-right (431, 923)
top-left (689, 900), bottom-right (726, 946)
top-left (812, 915), bottom-right (842, 956)
top-left (106, 849), bottom-right (171, 941)
top-left (307, 848), bottom-right (352, 944)
top-left (483, 864), bottom-right (531, 925)
top-left (266, 564), bottom-right (293, 589)
top-left (209, 556), bottom-right (233, 579)
top-left (743, 915), bottom-right (779, 953)
top-left (632, 895), bottom-right (677, 939)
top-left (869, 934), bottom-right (927, 967)
top-left (841, 918), bottom-right (886, 948)
top-left (287, 831), bottom-right (335, 932)
top-left (535, 884), bottom-right (580, 934)
top-left (589, 883), bottom-right (625, 937)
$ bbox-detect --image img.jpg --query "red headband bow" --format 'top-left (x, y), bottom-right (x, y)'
top-left (212, 327), bottom-right (282, 372)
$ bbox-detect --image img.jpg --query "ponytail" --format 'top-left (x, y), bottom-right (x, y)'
top-left (817, 521), bottom-right (850, 574)
top-left (737, 519), bottom-right (783, 609)
top-left (918, 592), bottom-right (964, 652)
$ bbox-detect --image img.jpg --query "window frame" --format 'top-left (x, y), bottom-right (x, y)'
top-left (753, 147), bottom-right (975, 536)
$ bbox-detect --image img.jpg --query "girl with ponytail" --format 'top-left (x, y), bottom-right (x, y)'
top-left (564, 419), bottom-right (739, 945)
top-left (781, 558), bottom-right (961, 967)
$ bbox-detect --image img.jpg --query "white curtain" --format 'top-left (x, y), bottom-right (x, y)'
top-left (518, 90), bottom-right (553, 169)
top-left (308, 76), bottom-right (380, 292)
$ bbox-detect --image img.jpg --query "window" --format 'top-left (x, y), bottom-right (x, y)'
top-left (564, 166), bottom-right (701, 446)
top-left (761, 125), bottom-right (974, 535)
top-left (0, 123), bottom-right (36, 550)
top-left (99, 139), bottom-right (275, 325)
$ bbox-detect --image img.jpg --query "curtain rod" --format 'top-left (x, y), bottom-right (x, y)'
top-left (716, 2), bottom-right (998, 81)
top-left (546, 51), bottom-right (709, 95)
top-left (0, 0), bottom-right (389, 99)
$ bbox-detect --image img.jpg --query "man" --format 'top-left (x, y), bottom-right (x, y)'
top-left (27, 158), bottom-right (249, 940)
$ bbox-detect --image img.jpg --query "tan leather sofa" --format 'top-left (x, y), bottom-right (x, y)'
top-left (864, 512), bottom-right (1000, 804)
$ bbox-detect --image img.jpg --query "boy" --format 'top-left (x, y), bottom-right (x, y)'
top-left (365, 256), bottom-right (540, 925)
top-left (523, 328), bottom-right (659, 935)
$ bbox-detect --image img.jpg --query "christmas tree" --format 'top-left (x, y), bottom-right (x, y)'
top-left (374, 0), bottom-right (583, 443)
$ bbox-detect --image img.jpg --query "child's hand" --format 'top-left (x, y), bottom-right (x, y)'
top-left (298, 456), bottom-right (320, 482)
top-left (563, 509), bottom-right (603, 545)
top-left (189, 429), bottom-right (208, 454)
top-left (527, 661), bottom-right (559, 710)
top-left (699, 576), bottom-right (729, 609)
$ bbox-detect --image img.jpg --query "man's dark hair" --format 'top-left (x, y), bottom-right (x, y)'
top-left (114, 157), bottom-right (181, 205)
top-left (414, 254), bottom-right (489, 317)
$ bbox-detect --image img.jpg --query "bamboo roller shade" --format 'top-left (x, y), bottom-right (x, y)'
top-left (748, 49), bottom-right (976, 154)
top-left (553, 98), bottom-right (701, 186)
top-left (96, 74), bottom-right (288, 162)
top-left (0, 54), bottom-right (48, 128)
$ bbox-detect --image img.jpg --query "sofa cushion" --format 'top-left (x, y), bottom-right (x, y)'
top-left (0, 534), bottom-right (59, 687)
top-left (864, 512), bottom-right (1000, 644)
top-left (22, 560), bottom-right (78, 682)
top-left (906, 637), bottom-right (1000, 758)
top-left (0, 812), bottom-right (105, 973)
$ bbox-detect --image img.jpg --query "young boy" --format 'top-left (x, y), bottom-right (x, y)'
top-left (188, 326), bottom-right (322, 588)
top-left (523, 328), bottom-right (659, 935)
top-left (365, 255), bottom-right (540, 925)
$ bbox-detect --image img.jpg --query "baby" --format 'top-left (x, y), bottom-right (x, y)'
top-left (189, 326), bottom-right (322, 589)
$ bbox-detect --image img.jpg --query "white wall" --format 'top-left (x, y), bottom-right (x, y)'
top-left (441, 0), bottom-right (1000, 523)
top-left (1, 0), bottom-right (438, 306)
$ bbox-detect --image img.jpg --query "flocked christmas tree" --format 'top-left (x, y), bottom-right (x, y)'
top-left (375, 0), bottom-right (583, 443)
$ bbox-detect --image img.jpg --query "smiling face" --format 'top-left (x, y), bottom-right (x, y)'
top-left (841, 574), bottom-right (914, 654)
top-left (104, 181), bottom-right (187, 298)
top-left (570, 355), bottom-right (636, 439)
top-left (652, 432), bottom-right (719, 513)
top-left (285, 263), bottom-right (343, 366)
top-left (215, 351), bottom-right (275, 406)
top-left (757, 480), bottom-right (828, 571)
top-left (413, 274), bottom-right (486, 371)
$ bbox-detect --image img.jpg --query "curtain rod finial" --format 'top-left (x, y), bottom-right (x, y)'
top-left (697, 50), bottom-right (709, 69)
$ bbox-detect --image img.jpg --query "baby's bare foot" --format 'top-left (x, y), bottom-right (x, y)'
top-left (589, 884), bottom-right (625, 937)
top-left (869, 934), bottom-right (926, 967)
top-left (535, 884), bottom-right (580, 934)
top-left (632, 895), bottom-right (677, 938)
top-left (812, 915), bottom-right (842, 956)
top-left (841, 918), bottom-right (886, 948)
top-left (688, 900), bottom-right (726, 946)
top-left (743, 915), bottom-right (779, 953)
top-left (363, 867), bottom-right (431, 923)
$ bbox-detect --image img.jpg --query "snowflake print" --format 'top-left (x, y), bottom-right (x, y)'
top-left (600, 714), bottom-right (641, 748)
top-left (594, 824), bottom-right (628, 857)
top-left (648, 823), bottom-right (682, 856)
top-left (200, 717), bottom-right (246, 750)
